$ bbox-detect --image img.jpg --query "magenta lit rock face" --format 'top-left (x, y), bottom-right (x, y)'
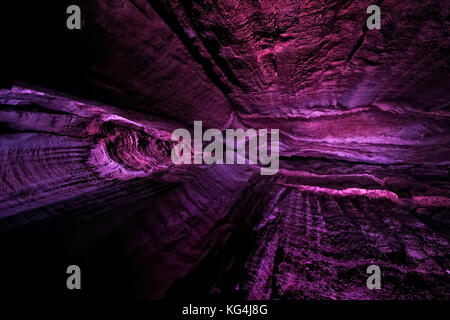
top-left (1, 1), bottom-right (449, 300)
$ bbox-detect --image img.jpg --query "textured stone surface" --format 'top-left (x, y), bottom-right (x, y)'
top-left (1, 0), bottom-right (449, 299)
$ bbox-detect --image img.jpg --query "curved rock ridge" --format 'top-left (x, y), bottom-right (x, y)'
top-left (0, 85), bottom-right (177, 221)
top-left (2, 0), bottom-right (449, 300)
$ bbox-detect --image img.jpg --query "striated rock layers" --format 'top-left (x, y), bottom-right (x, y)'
top-left (1, 1), bottom-right (449, 299)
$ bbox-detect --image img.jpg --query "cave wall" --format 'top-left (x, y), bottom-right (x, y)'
top-left (1, 0), bottom-right (449, 300)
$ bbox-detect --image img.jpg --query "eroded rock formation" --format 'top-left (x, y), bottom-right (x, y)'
top-left (1, 0), bottom-right (449, 299)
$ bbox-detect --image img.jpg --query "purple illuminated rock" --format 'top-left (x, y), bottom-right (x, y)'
top-left (1, 0), bottom-right (449, 300)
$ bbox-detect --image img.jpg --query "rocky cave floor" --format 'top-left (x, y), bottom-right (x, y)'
top-left (1, 0), bottom-right (449, 300)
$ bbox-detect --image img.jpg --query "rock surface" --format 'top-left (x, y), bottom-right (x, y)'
top-left (1, 0), bottom-right (449, 299)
